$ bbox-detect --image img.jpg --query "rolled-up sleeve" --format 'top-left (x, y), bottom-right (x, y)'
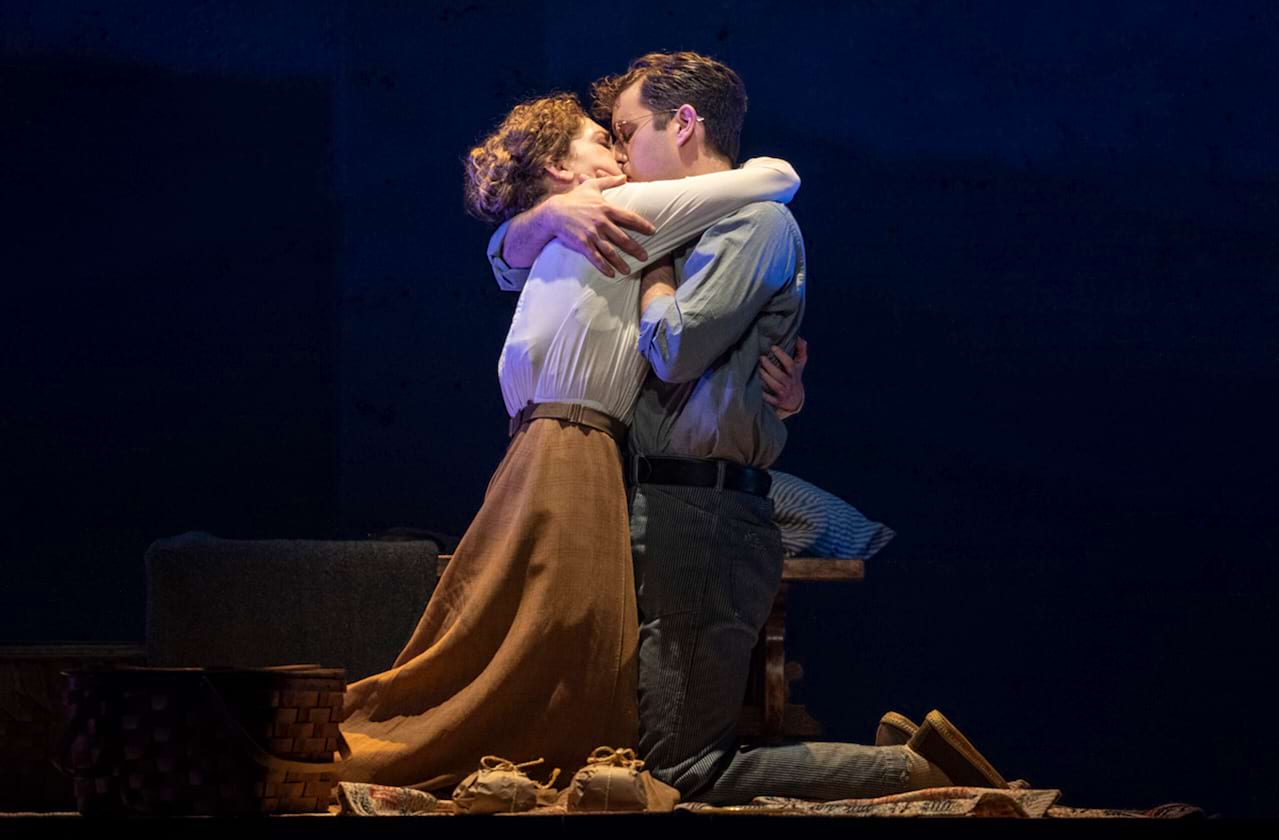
top-left (639, 203), bottom-right (798, 383)
top-left (486, 220), bottom-right (529, 292)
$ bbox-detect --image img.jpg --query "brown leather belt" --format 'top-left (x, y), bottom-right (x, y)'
top-left (508, 401), bottom-right (629, 442)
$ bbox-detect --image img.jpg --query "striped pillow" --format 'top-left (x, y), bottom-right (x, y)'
top-left (768, 470), bottom-right (896, 559)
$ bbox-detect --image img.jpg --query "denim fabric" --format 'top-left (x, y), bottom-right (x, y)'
top-left (629, 481), bottom-right (913, 805)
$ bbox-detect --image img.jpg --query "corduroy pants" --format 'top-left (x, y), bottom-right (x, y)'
top-left (628, 481), bottom-right (914, 805)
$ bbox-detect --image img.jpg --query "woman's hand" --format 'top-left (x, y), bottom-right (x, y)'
top-left (639, 257), bottom-right (677, 316)
top-left (760, 337), bottom-right (808, 420)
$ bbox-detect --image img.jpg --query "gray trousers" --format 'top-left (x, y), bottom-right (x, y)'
top-left (629, 481), bottom-right (914, 805)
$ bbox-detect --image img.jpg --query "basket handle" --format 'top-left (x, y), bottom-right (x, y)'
top-left (55, 697), bottom-right (115, 778)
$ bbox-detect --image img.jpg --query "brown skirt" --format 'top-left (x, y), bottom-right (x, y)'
top-left (338, 417), bottom-right (639, 790)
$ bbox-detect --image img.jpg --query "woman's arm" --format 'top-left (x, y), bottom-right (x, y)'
top-left (601, 158), bottom-right (800, 274)
top-left (488, 160), bottom-right (798, 280)
top-left (639, 257), bottom-right (677, 316)
top-left (496, 174), bottom-right (655, 277)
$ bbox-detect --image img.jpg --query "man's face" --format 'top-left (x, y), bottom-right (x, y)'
top-left (610, 81), bottom-right (681, 183)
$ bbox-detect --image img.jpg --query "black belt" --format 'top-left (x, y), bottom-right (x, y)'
top-left (627, 454), bottom-right (772, 497)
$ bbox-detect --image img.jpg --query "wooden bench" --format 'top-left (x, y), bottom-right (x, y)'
top-left (738, 557), bottom-right (865, 742)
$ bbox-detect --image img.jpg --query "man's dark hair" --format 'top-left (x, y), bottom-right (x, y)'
top-left (591, 51), bottom-right (748, 165)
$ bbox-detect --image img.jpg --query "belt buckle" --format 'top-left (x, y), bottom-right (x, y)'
top-left (714, 460), bottom-right (727, 491)
top-left (630, 454), bottom-right (653, 485)
top-left (567, 403), bottom-right (585, 426)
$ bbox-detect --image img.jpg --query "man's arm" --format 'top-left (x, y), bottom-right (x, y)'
top-left (639, 203), bottom-right (800, 384)
top-left (486, 219), bottom-right (531, 292)
top-left (641, 255), bottom-right (806, 417)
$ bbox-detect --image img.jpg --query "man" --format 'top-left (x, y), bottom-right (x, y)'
top-left (487, 52), bottom-right (1003, 804)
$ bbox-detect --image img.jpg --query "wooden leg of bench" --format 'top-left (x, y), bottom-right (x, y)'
top-left (763, 582), bottom-right (788, 742)
top-left (740, 581), bottom-right (825, 742)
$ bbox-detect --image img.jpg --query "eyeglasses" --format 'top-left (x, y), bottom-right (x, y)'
top-left (612, 110), bottom-right (705, 148)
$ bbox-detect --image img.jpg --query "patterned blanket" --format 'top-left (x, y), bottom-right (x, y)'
top-left (677, 787), bottom-right (1204, 819)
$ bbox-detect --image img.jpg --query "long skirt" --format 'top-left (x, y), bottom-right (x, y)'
top-left (338, 417), bottom-right (639, 790)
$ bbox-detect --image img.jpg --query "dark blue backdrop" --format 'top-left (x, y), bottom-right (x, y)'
top-left (3, 0), bottom-right (1276, 818)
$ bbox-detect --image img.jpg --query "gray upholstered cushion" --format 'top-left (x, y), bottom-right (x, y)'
top-left (145, 532), bottom-right (440, 681)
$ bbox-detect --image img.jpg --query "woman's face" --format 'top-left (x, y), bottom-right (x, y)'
top-left (559, 118), bottom-right (625, 180)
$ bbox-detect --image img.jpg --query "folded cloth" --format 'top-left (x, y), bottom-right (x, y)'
top-left (564, 747), bottom-right (680, 813)
top-left (335, 782), bottom-right (439, 816)
top-left (452, 756), bottom-right (560, 815)
top-left (768, 470), bottom-right (896, 559)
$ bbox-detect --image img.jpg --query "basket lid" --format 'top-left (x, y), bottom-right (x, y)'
top-left (62, 664), bottom-right (346, 680)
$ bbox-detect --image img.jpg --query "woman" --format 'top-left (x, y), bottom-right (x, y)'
top-left (338, 93), bottom-right (800, 791)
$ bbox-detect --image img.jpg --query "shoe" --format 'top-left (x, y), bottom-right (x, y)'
top-left (906, 710), bottom-right (1008, 789)
top-left (875, 711), bottom-right (919, 746)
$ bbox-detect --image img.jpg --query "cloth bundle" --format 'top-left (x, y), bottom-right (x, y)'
top-left (451, 756), bottom-right (560, 815)
top-left (565, 747), bottom-right (679, 813)
top-left (337, 751), bottom-right (682, 816)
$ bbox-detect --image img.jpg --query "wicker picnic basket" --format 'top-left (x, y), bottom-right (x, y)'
top-left (60, 665), bottom-right (349, 816)
top-left (0, 644), bottom-right (147, 811)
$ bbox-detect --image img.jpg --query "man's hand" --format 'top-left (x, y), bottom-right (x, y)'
top-left (760, 337), bottom-right (808, 420)
top-left (541, 174), bottom-right (657, 277)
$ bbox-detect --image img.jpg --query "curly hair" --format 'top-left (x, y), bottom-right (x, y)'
top-left (463, 92), bottom-right (588, 225)
top-left (591, 51), bottom-right (747, 165)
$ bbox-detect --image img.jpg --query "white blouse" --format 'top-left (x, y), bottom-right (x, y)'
top-left (497, 158), bottom-right (800, 423)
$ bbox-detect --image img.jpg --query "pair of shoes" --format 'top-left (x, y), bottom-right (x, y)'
top-left (878, 710), bottom-right (1009, 789)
